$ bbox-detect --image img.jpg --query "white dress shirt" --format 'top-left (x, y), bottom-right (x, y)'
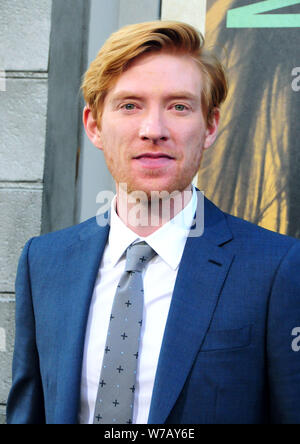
top-left (79, 186), bottom-right (197, 424)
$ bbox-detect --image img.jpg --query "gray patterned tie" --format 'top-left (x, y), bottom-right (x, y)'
top-left (93, 241), bottom-right (156, 424)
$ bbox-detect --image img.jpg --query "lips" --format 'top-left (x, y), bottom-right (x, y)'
top-left (132, 152), bottom-right (175, 169)
top-left (133, 152), bottom-right (174, 160)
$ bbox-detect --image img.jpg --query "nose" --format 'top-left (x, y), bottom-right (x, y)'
top-left (139, 108), bottom-right (170, 143)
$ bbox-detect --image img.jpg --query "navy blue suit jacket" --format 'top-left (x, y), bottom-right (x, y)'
top-left (6, 197), bottom-right (300, 424)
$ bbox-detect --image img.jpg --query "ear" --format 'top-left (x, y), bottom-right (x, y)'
top-left (203, 108), bottom-right (220, 149)
top-left (83, 106), bottom-right (103, 150)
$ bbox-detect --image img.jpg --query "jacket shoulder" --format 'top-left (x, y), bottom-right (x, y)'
top-left (28, 216), bottom-right (105, 253)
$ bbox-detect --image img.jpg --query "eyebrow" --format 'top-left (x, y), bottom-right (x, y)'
top-left (110, 92), bottom-right (143, 104)
top-left (110, 90), bottom-right (200, 104)
top-left (164, 92), bottom-right (200, 102)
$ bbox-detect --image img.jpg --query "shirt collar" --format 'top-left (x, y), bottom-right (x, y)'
top-left (108, 186), bottom-right (197, 270)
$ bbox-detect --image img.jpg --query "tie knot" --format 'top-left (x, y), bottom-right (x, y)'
top-left (125, 241), bottom-right (156, 272)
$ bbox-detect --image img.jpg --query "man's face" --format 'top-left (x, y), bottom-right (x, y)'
top-left (87, 52), bottom-right (219, 196)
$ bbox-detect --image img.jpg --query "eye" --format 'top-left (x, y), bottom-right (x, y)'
top-left (174, 104), bottom-right (188, 112)
top-left (122, 103), bottom-right (136, 111)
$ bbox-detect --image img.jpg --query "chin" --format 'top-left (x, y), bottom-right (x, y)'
top-left (127, 180), bottom-right (192, 199)
top-left (116, 170), bottom-right (195, 196)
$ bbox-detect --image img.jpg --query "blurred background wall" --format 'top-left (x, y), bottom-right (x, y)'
top-left (0, 0), bottom-right (52, 422)
top-left (198, 0), bottom-right (300, 237)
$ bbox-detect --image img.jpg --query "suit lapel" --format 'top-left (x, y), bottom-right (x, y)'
top-left (54, 219), bottom-right (110, 424)
top-left (148, 197), bottom-right (235, 424)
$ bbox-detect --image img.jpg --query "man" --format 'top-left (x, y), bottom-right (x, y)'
top-left (7, 21), bottom-right (300, 424)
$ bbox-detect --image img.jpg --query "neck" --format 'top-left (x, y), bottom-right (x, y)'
top-left (115, 184), bottom-right (193, 237)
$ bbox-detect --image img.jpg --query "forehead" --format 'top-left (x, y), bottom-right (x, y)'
top-left (107, 52), bottom-right (203, 100)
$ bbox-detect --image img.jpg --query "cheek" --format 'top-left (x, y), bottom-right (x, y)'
top-left (100, 129), bottom-right (118, 155)
top-left (102, 122), bottom-right (133, 151)
top-left (183, 134), bottom-right (205, 161)
top-left (101, 133), bottom-right (130, 175)
top-left (179, 124), bottom-right (206, 146)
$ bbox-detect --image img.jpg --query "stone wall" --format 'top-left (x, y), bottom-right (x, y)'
top-left (0, 0), bottom-right (52, 423)
top-left (0, 0), bottom-right (89, 422)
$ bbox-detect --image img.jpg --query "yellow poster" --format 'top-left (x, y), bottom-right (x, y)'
top-left (198, 0), bottom-right (300, 237)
